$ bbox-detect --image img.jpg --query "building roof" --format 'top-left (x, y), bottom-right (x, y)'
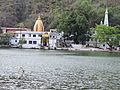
top-left (1, 27), bottom-right (31, 31)
top-left (15, 31), bottom-right (50, 34)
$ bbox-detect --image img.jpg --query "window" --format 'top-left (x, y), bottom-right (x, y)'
top-left (22, 34), bottom-right (25, 37)
top-left (33, 41), bottom-right (37, 44)
top-left (29, 41), bottom-right (32, 44)
top-left (38, 34), bottom-right (42, 37)
top-left (33, 34), bottom-right (36, 37)
top-left (24, 40), bottom-right (27, 44)
top-left (103, 44), bottom-right (105, 47)
top-left (29, 34), bottom-right (31, 37)
top-left (15, 40), bottom-right (17, 42)
top-left (16, 34), bottom-right (18, 37)
top-left (13, 35), bottom-right (15, 37)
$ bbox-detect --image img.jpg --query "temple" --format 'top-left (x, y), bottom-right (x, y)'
top-left (87, 8), bottom-right (110, 49)
top-left (10, 16), bottom-right (62, 49)
top-left (33, 16), bottom-right (44, 32)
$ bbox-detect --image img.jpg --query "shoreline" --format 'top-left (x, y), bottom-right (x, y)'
top-left (68, 47), bottom-right (120, 52)
top-left (0, 46), bottom-right (120, 53)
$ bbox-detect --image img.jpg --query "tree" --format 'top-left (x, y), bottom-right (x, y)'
top-left (0, 0), bottom-right (120, 31)
top-left (0, 33), bottom-right (11, 45)
top-left (18, 38), bottom-right (26, 48)
top-left (17, 22), bottom-right (25, 48)
top-left (109, 6), bottom-right (120, 26)
top-left (92, 25), bottom-right (120, 50)
top-left (51, 0), bottom-right (97, 44)
top-left (13, 0), bottom-right (27, 23)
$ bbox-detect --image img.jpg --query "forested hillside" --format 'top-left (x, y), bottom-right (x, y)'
top-left (0, 0), bottom-right (120, 30)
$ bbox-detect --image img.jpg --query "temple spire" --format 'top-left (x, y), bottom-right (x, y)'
top-left (38, 15), bottom-right (41, 20)
top-left (33, 15), bottom-right (44, 32)
top-left (104, 8), bottom-right (109, 26)
top-left (104, 0), bottom-right (109, 26)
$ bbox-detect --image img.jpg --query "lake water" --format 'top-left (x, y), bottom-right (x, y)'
top-left (0, 49), bottom-right (120, 89)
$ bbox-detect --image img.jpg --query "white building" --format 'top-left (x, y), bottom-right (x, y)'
top-left (10, 31), bottom-right (43, 48)
top-left (10, 30), bottom-right (62, 49)
top-left (49, 30), bottom-right (60, 49)
top-left (10, 16), bottom-right (63, 49)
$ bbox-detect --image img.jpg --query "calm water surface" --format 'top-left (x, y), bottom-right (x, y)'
top-left (0, 49), bottom-right (120, 89)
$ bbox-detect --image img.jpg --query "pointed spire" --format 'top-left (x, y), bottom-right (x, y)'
top-left (38, 15), bottom-right (41, 20)
top-left (104, 8), bottom-right (109, 26)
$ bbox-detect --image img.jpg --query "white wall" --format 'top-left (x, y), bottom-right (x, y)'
top-left (49, 39), bottom-right (57, 49)
top-left (10, 31), bottom-right (42, 48)
top-left (100, 43), bottom-right (110, 50)
top-left (10, 31), bottom-right (61, 49)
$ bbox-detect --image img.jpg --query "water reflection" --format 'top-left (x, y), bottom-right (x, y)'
top-left (0, 49), bottom-right (120, 89)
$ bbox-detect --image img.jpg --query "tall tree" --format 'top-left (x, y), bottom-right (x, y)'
top-left (92, 25), bottom-right (120, 50)
top-left (51, 0), bottom-right (97, 44)
top-left (13, 0), bottom-right (27, 23)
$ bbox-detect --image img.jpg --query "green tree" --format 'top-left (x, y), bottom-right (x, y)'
top-left (17, 22), bottom-right (25, 48)
top-left (0, 33), bottom-right (11, 45)
top-left (109, 6), bottom-right (120, 26)
top-left (0, 0), bottom-right (120, 31)
top-left (13, 0), bottom-right (27, 23)
top-left (92, 25), bottom-right (120, 50)
top-left (51, 0), bottom-right (97, 44)
top-left (18, 38), bottom-right (26, 48)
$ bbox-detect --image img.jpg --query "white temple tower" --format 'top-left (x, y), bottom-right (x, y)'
top-left (104, 8), bottom-right (109, 26)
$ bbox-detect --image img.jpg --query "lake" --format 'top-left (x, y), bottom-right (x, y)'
top-left (0, 49), bottom-right (120, 89)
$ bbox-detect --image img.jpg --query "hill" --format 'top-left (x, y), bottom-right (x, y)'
top-left (0, 0), bottom-right (120, 30)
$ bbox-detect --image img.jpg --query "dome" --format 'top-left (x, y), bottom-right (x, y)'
top-left (33, 16), bottom-right (44, 32)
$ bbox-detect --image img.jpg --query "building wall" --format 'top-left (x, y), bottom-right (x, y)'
top-left (49, 31), bottom-right (60, 49)
top-left (10, 31), bottom-right (42, 48)
top-left (10, 31), bottom-right (62, 49)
